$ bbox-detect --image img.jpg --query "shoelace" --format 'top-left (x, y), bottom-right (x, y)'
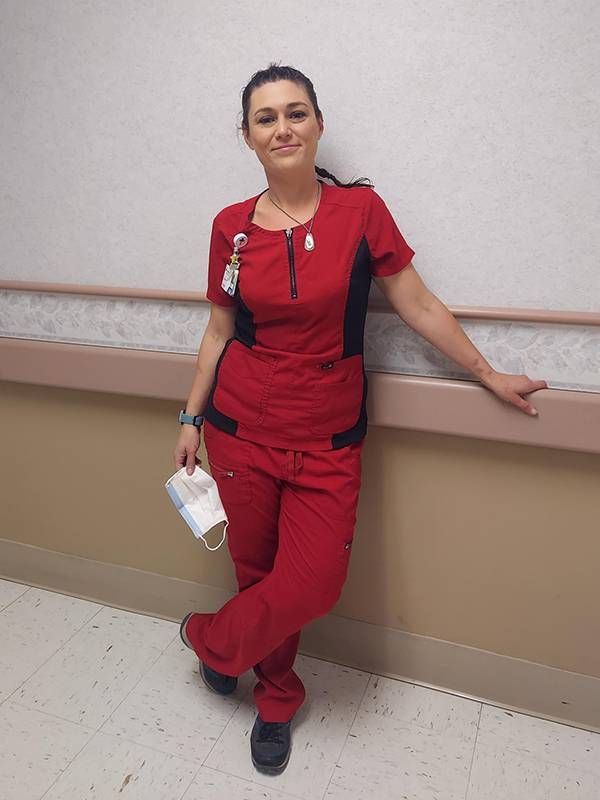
top-left (257, 721), bottom-right (287, 744)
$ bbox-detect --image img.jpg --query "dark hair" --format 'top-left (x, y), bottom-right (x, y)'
top-left (240, 63), bottom-right (374, 189)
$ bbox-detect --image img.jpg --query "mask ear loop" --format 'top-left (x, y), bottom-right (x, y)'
top-left (202, 520), bottom-right (228, 551)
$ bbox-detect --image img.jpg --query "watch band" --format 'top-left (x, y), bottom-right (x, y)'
top-left (179, 410), bottom-right (204, 427)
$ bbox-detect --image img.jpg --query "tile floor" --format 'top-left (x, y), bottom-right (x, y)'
top-left (1, 578), bottom-right (598, 800)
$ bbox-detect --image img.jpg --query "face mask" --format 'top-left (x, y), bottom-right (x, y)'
top-left (164, 466), bottom-right (228, 551)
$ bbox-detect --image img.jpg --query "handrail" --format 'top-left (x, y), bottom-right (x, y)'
top-left (2, 280), bottom-right (599, 326)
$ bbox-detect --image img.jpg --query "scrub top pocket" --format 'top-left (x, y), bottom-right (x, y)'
top-left (309, 354), bottom-right (364, 437)
top-left (212, 340), bottom-right (276, 428)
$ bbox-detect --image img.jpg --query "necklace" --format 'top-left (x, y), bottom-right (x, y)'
top-left (267, 182), bottom-right (321, 251)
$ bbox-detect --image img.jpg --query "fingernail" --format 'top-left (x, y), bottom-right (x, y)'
top-left (531, 408), bottom-right (538, 416)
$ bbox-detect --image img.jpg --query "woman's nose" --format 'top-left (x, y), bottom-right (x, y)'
top-left (275, 116), bottom-right (291, 136)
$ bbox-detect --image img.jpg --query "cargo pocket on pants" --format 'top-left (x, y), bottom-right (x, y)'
top-left (209, 464), bottom-right (252, 505)
top-left (203, 424), bottom-right (253, 505)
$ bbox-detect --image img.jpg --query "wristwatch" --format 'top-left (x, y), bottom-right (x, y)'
top-left (179, 410), bottom-right (204, 428)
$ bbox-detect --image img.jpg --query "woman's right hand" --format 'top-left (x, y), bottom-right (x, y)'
top-left (174, 425), bottom-right (202, 475)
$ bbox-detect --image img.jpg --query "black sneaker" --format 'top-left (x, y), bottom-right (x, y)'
top-left (179, 612), bottom-right (238, 696)
top-left (199, 661), bottom-right (237, 695)
top-left (250, 714), bottom-right (292, 775)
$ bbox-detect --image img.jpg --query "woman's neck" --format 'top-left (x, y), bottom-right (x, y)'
top-left (264, 169), bottom-right (320, 211)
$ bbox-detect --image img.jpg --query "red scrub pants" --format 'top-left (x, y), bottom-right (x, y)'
top-left (184, 420), bottom-right (364, 722)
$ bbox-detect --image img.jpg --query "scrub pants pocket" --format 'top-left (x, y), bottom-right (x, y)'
top-left (203, 422), bottom-right (253, 506)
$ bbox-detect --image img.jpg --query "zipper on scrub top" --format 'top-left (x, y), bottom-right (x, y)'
top-left (284, 228), bottom-right (298, 300)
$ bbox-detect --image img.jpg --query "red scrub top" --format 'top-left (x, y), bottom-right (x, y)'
top-left (203, 179), bottom-right (415, 451)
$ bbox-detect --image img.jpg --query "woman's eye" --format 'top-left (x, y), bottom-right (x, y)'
top-left (257, 111), bottom-right (306, 125)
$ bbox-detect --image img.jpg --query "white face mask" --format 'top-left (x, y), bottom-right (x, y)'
top-left (165, 466), bottom-right (228, 551)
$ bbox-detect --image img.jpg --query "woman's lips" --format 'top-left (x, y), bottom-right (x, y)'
top-left (273, 145), bottom-right (299, 152)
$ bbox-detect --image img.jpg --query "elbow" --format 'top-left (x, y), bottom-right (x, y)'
top-left (394, 291), bottom-right (437, 328)
top-left (205, 305), bottom-right (236, 343)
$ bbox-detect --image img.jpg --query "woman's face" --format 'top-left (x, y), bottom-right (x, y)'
top-left (243, 80), bottom-right (324, 175)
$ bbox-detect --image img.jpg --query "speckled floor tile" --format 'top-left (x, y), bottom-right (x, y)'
top-left (477, 705), bottom-right (600, 778)
top-left (101, 638), bottom-right (254, 763)
top-left (359, 674), bottom-right (481, 739)
top-left (325, 706), bottom-right (477, 800)
top-left (0, 701), bottom-right (92, 800)
top-left (42, 731), bottom-right (198, 800)
top-left (0, 578), bottom-right (29, 610)
top-left (16, 606), bottom-right (177, 727)
top-left (0, 587), bottom-right (101, 703)
top-left (183, 766), bottom-right (304, 800)
top-left (6, 584), bottom-right (599, 800)
top-left (466, 741), bottom-right (600, 799)
top-left (205, 655), bottom-right (369, 800)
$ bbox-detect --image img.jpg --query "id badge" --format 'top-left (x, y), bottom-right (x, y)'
top-left (227, 267), bottom-right (239, 296)
top-left (221, 262), bottom-right (234, 293)
top-left (221, 234), bottom-right (247, 297)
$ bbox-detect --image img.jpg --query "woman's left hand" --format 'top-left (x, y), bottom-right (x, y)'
top-left (480, 371), bottom-right (548, 416)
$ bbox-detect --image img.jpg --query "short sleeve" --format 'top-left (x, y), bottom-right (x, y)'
top-left (205, 213), bottom-right (238, 307)
top-left (364, 190), bottom-right (415, 278)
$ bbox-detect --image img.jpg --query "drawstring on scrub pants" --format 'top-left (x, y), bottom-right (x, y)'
top-left (285, 450), bottom-right (304, 481)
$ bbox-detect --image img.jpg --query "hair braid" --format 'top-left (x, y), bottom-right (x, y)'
top-left (315, 165), bottom-right (374, 189)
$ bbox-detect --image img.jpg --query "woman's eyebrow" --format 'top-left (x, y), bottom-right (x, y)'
top-left (253, 102), bottom-right (309, 116)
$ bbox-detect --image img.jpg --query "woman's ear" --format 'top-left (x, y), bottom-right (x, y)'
top-left (242, 127), bottom-right (254, 151)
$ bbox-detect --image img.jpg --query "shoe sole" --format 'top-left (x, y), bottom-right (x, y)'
top-left (251, 745), bottom-right (291, 776)
top-left (179, 612), bottom-right (195, 650)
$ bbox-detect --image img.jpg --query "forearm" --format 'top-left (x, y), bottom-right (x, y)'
top-left (184, 329), bottom-right (230, 416)
top-left (405, 295), bottom-right (495, 381)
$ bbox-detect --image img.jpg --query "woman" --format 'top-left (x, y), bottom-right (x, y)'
top-left (174, 63), bottom-right (547, 776)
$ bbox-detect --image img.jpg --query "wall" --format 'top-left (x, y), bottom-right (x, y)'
top-left (1, 1), bottom-right (599, 390)
top-left (1, 0), bottom-right (600, 730)
top-left (2, 380), bottom-right (599, 681)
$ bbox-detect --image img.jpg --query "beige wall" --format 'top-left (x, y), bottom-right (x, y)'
top-left (2, 380), bottom-right (600, 679)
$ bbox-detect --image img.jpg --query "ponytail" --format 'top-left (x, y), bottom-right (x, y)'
top-left (315, 165), bottom-right (373, 189)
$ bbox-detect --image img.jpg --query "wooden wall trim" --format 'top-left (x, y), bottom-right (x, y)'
top-left (2, 337), bottom-right (599, 454)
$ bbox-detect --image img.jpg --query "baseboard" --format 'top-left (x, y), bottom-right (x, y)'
top-left (2, 537), bottom-right (599, 733)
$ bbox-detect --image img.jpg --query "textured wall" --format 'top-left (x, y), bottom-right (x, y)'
top-left (1, 290), bottom-right (599, 393)
top-left (1, 1), bottom-right (599, 388)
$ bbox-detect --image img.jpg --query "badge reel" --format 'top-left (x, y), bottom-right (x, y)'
top-left (221, 233), bottom-right (248, 296)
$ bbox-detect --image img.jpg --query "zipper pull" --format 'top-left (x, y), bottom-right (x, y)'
top-left (285, 228), bottom-right (292, 240)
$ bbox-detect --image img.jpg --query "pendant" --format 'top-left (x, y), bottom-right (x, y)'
top-left (304, 232), bottom-right (315, 251)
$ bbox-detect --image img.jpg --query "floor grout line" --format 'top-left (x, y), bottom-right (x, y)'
top-left (200, 763), bottom-right (306, 800)
top-left (95, 626), bottom-right (180, 737)
top-left (15, 598), bottom-right (174, 798)
top-left (0, 581), bottom-right (31, 613)
top-left (2, 600), bottom-right (105, 707)
top-left (38, 723), bottom-right (101, 800)
top-left (463, 702), bottom-right (483, 800)
top-left (199, 679), bottom-right (256, 768)
top-left (6, 595), bottom-right (181, 799)
top-left (320, 670), bottom-right (373, 800)
top-left (178, 767), bottom-right (204, 800)
top-left (8, 700), bottom-right (97, 732)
